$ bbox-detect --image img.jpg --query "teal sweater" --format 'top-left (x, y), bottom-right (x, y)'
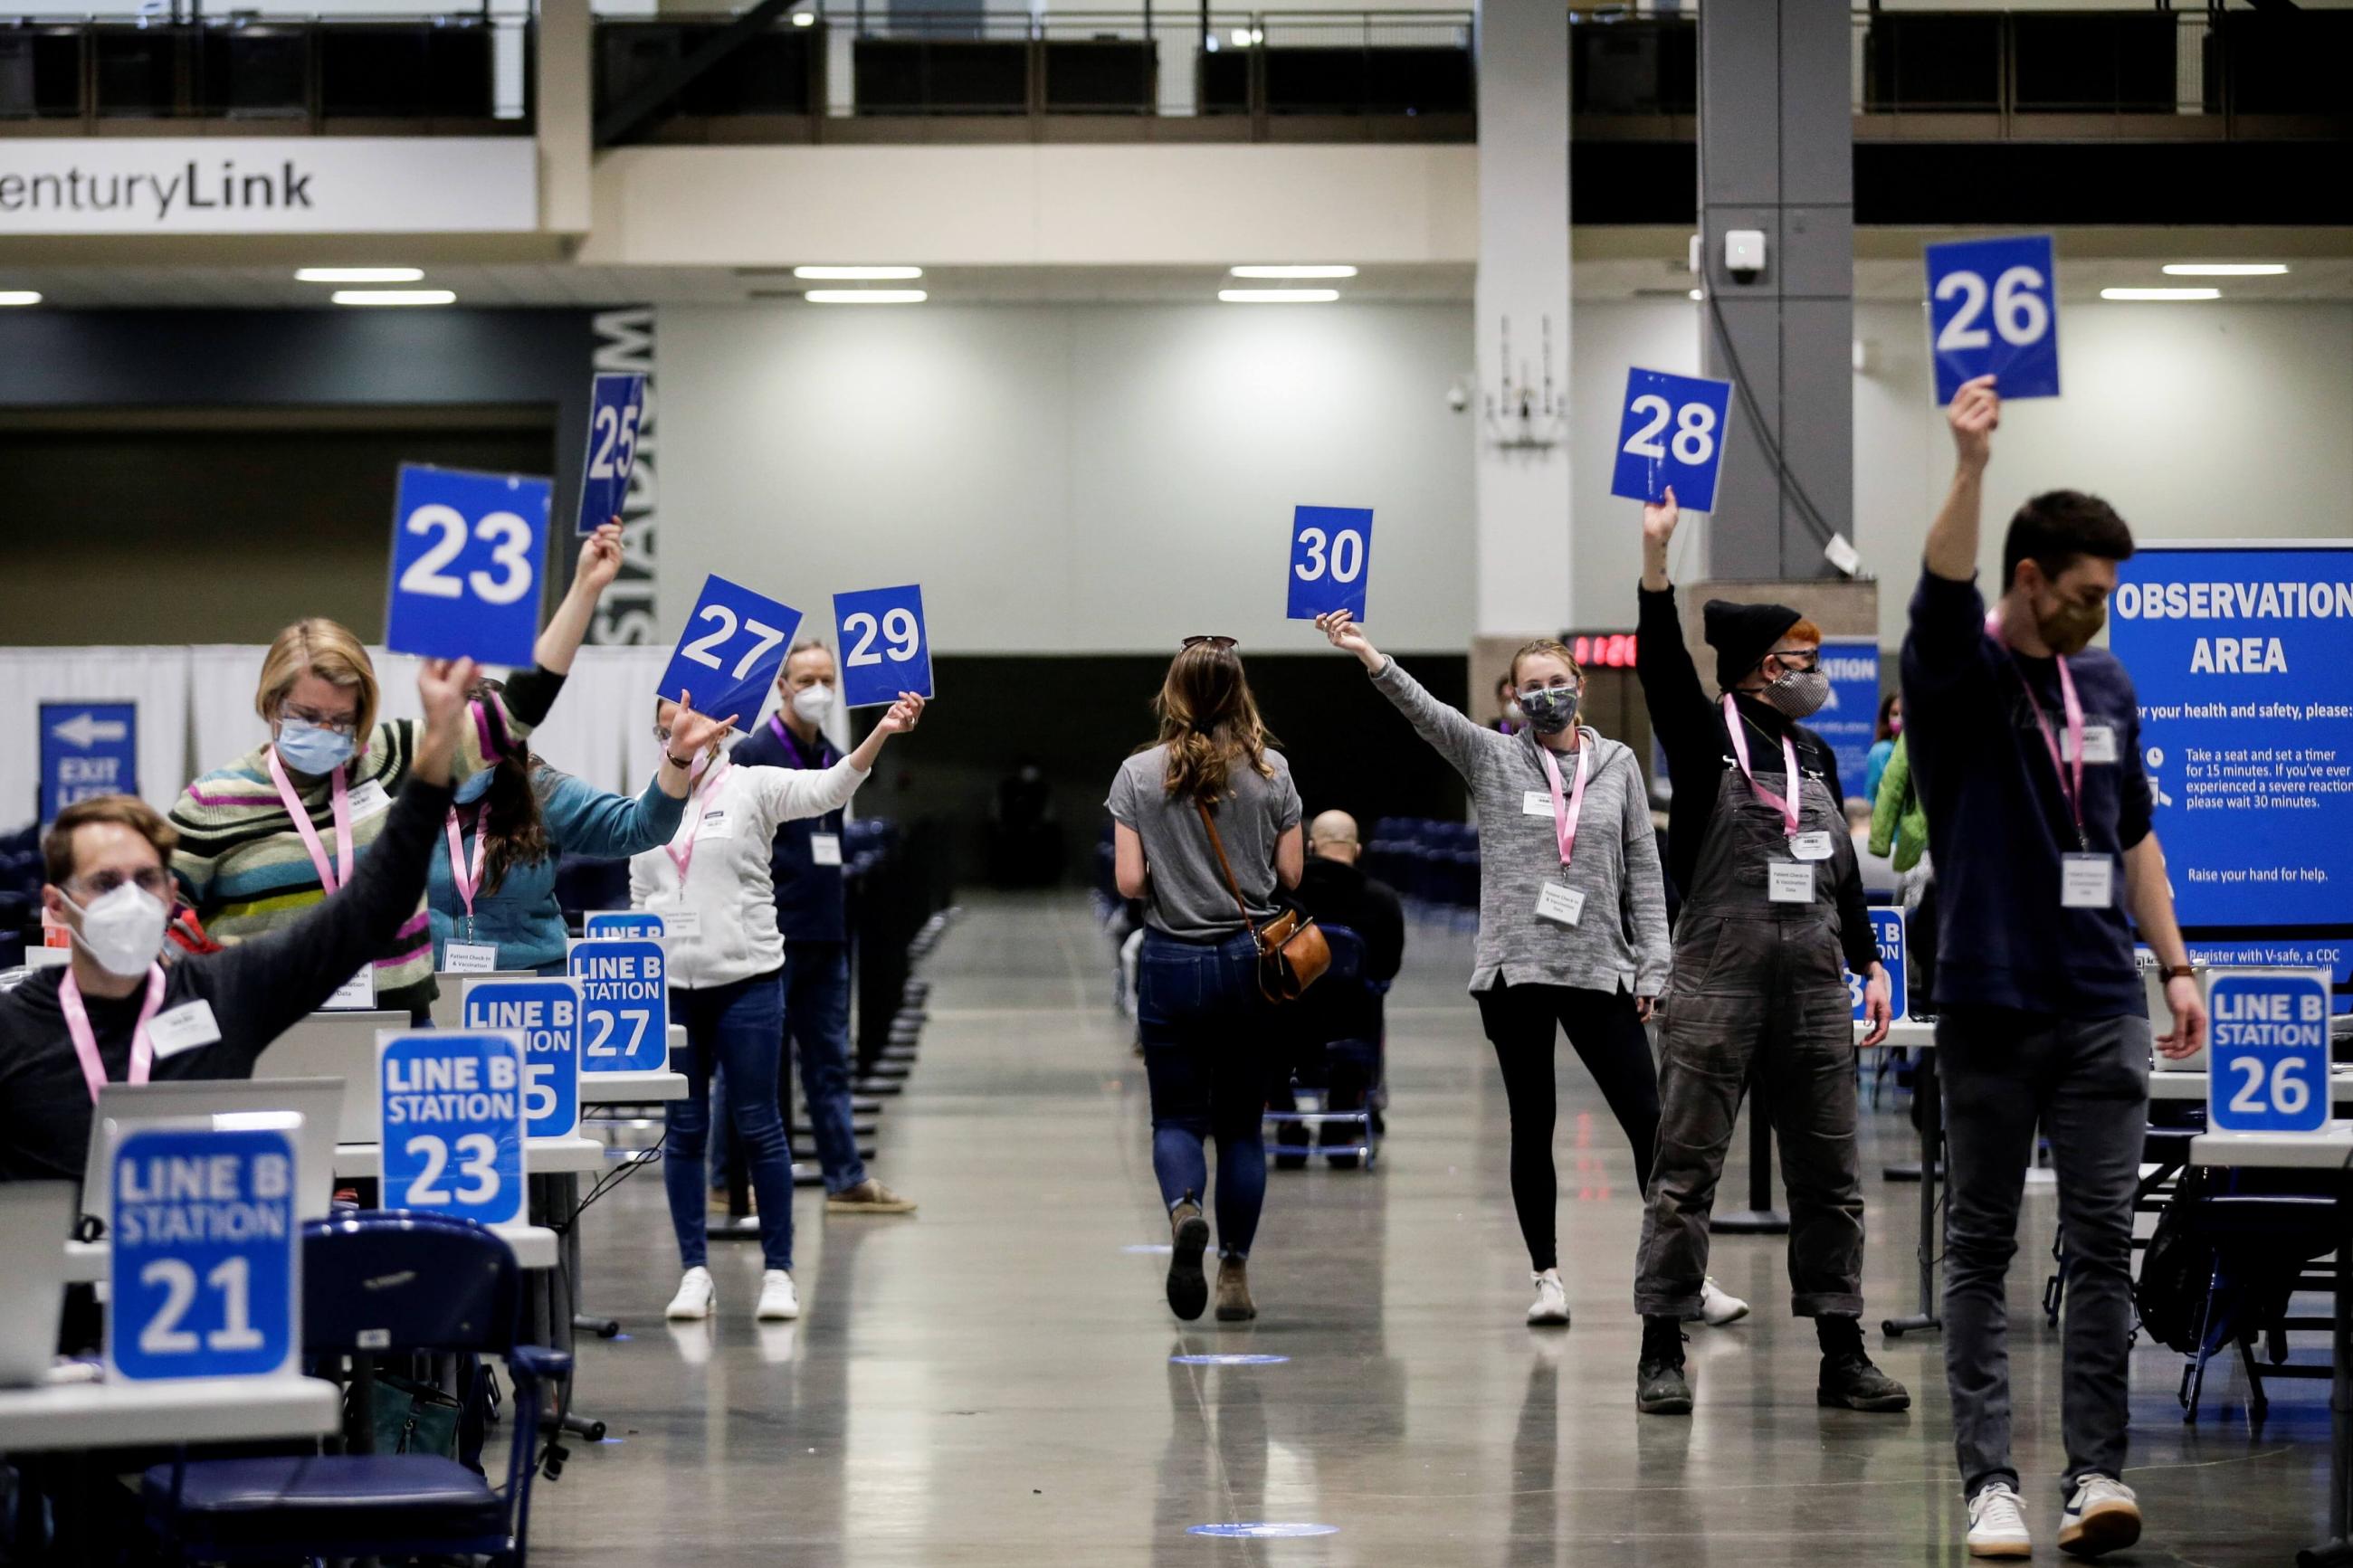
top-left (427, 768), bottom-right (688, 974)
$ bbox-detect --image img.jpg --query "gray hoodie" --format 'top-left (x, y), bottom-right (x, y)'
top-left (1371, 659), bottom-right (1672, 997)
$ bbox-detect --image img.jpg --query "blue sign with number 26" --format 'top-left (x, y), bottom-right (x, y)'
top-left (386, 464), bottom-right (551, 670)
top-left (1610, 369), bottom-right (1733, 513)
top-left (2207, 969), bottom-right (2331, 1134)
top-left (1286, 506), bottom-right (1374, 622)
top-left (1926, 234), bottom-right (2060, 404)
top-left (834, 584), bottom-right (933, 708)
top-left (656, 575), bottom-right (804, 727)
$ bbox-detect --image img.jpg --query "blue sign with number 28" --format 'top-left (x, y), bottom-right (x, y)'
top-left (1610, 369), bottom-right (1733, 513)
top-left (834, 584), bottom-right (933, 708)
top-left (1926, 234), bottom-right (2060, 404)
top-left (656, 575), bottom-right (804, 727)
top-left (2207, 969), bottom-right (2331, 1134)
top-left (1286, 506), bottom-right (1374, 622)
top-left (386, 464), bottom-right (551, 670)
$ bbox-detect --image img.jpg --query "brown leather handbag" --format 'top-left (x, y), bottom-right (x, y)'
top-left (1196, 800), bottom-right (1330, 1003)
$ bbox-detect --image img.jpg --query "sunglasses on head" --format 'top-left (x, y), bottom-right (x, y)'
top-left (1181, 635), bottom-right (1239, 651)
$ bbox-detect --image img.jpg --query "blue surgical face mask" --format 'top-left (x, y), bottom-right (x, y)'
top-left (275, 717), bottom-right (357, 775)
top-left (452, 767), bottom-right (495, 805)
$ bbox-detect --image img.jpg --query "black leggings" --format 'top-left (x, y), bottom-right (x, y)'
top-left (1472, 981), bottom-right (1662, 1273)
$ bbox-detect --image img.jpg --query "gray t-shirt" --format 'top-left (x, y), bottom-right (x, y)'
top-left (1108, 745), bottom-right (1302, 940)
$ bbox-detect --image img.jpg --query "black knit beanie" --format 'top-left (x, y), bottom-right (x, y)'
top-left (1703, 599), bottom-right (1803, 692)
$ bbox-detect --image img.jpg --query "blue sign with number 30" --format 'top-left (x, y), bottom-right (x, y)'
top-left (1286, 506), bottom-right (1374, 622)
top-left (656, 575), bottom-right (804, 727)
top-left (109, 1123), bottom-right (300, 1383)
top-left (1610, 368), bottom-right (1733, 513)
top-left (1926, 234), bottom-right (2061, 404)
top-left (2207, 969), bottom-right (2331, 1134)
top-left (834, 584), bottom-right (933, 708)
top-left (378, 1031), bottom-right (526, 1224)
top-left (576, 373), bottom-right (645, 537)
top-left (386, 465), bottom-right (551, 670)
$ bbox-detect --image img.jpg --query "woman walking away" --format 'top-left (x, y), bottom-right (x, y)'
top-left (1315, 612), bottom-right (1729, 1330)
top-left (1109, 637), bottom-right (1303, 1325)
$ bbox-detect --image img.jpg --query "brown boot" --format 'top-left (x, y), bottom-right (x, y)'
top-left (1166, 1200), bottom-right (1210, 1321)
top-left (1215, 1257), bottom-right (1257, 1323)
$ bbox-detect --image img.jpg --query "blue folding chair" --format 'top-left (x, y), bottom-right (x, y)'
top-left (142, 1211), bottom-right (570, 1566)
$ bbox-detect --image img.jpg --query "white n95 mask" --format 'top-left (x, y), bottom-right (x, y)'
top-left (791, 684), bottom-right (835, 724)
top-left (62, 882), bottom-right (170, 979)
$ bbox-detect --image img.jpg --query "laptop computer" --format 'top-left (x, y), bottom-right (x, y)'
top-left (259, 1010), bottom-right (406, 1141)
top-left (0, 1182), bottom-right (74, 1386)
top-left (429, 972), bottom-right (537, 1029)
top-left (83, 1078), bottom-right (346, 1226)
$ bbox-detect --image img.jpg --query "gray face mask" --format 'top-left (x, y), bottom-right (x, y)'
top-left (1759, 669), bottom-right (1831, 721)
top-left (1517, 686), bottom-right (1581, 735)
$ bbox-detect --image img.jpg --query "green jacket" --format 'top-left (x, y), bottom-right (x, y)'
top-left (1870, 734), bottom-right (1929, 874)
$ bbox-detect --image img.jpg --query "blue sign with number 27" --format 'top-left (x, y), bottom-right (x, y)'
top-left (1926, 234), bottom-right (2060, 404)
top-left (834, 584), bottom-right (933, 708)
top-left (1610, 368), bottom-right (1733, 513)
top-left (656, 575), bottom-right (804, 727)
top-left (386, 464), bottom-right (551, 670)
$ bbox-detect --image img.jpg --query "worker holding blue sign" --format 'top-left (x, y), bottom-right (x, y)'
top-left (634, 683), bottom-right (928, 1326)
top-left (1905, 374), bottom-right (2205, 1559)
top-left (1925, 234), bottom-right (2061, 404)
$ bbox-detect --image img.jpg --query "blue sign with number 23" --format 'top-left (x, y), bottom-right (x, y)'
top-left (385, 464), bottom-right (551, 670)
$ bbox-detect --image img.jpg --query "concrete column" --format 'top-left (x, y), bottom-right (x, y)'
top-left (1696, 0), bottom-right (1853, 580)
top-left (536, 0), bottom-right (593, 237)
top-left (1471, 0), bottom-right (1571, 641)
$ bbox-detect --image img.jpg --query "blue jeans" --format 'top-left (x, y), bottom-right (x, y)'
top-left (709, 944), bottom-right (866, 1193)
top-left (664, 972), bottom-right (795, 1271)
top-left (1137, 928), bottom-right (1277, 1259)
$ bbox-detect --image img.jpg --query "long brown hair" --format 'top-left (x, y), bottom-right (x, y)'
top-left (462, 679), bottom-right (551, 894)
top-left (1151, 642), bottom-right (1276, 804)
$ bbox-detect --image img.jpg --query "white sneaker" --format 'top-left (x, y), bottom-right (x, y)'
top-left (2059, 1475), bottom-right (2141, 1558)
top-left (1526, 1269), bottom-right (1570, 1327)
top-left (1699, 1278), bottom-right (1750, 1326)
top-left (1966, 1481), bottom-right (2033, 1559)
top-left (757, 1269), bottom-right (802, 1322)
top-left (664, 1266), bottom-right (715, 1321)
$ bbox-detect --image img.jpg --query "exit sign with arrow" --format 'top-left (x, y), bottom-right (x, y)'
top-left (40, 701), bottom-right (138, 826)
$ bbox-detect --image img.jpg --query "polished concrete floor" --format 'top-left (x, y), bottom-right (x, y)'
top-left (534, 890), bottom-right (2332, 1566)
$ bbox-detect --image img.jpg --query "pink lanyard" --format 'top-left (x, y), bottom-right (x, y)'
top-left (2015, 654), bottom-right (2088, 849)
top-left (1721, 695), bottom-right (1802, 839)
top-left (265, 747), bottom-right (355, 892)
top-left (1537, 736), bottom-right (1590, 870)
top-left (663, 762), bottom-right (732, 885)
top-left (61, 963), bottom-right (167, 1104)
top-left (444, 804), bottom-right (491, 920)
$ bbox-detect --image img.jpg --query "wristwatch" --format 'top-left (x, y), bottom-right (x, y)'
top-left (2158, 964), bottom-right (2196, 983)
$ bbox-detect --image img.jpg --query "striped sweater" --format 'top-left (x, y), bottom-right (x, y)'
top-left (168, 668), bottom-right (562, 1016)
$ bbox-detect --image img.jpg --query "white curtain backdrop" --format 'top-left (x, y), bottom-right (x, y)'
top-left (0, 648), bottom-right (194, 828)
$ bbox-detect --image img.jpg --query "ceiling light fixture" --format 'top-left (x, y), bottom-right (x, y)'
top-left (790, 9), bottom-right (814, 23)
top-left (2161, 263), bottom-right (2288, 277)
top-left (330, 289), bottom-right (457, 307)
top-left (803, 290), bottom-right (927, 304)
top-left (1688, 289), bottom-right (1704, 301)
top-left (296, 266), bottom-right (424, 284)
top-left (0, 290), bottom-right (41, 307)
top-left (2100, 287), bottom-right (2220, 302)
top-left (1218, 289), bottom-right (1339, 304)
top-left (1229, 264), bottom-right (1358, 280)
top-left (793, 265), bottom-right (923, 280)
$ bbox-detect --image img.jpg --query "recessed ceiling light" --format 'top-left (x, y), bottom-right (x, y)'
top-left (1688, 289), bottom-right (1704, 301)
top-left (0, 290), bottom-right (41, 307)
top-left (793, 266), bottom-right (923, 280)
top-left (2100, 287), bottom-right (2220, 302)
top-left (1229, 265), bottom-right (1358, 280)
top-left (790, 9), bottom-right (814, 23)
top-left (2161, 263), bottom-right (2288, 277)
top-left (330, 289), bottom-right (456, 307)
top-left (296, 267), bottom-right (424, 284)
top-left (1219, 289), bottom-right (1340, 304)
top-left (804, 290), bottom-right (927, 304)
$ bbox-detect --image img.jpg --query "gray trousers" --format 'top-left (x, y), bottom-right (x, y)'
top-left (1634, 911), bottom-right (1866, 1320)
top-left (1938, 1006), bottom-right (2150, 1499)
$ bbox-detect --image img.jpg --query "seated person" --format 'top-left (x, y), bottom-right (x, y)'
top-left (1271, 811), bottom-right (1405, 1165)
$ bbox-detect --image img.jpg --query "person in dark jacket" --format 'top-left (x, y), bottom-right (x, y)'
top-left (1629, 486), bottom-right (1902, 1420)
top-left (1269, 811), bottom-right (1405, 1168)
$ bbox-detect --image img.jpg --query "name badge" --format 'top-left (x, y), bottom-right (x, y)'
top-left (320, 967), bottom-right (376, 1012)
top-left (147, 999), bottom-right (223, 1060)
top-left (347, 778), bottom-right (393, 822)
top-left (1534, 882), bottom-right (1585, 927)
top-left (1767, 862), bottom-right (1815, 904)
top-left (443, 942), bottom-right (500, 974)
top-left (697, 808), bottom-right (734, 841)
top-left (1790, 831), bottom-right (1834, 862)
top-left (2063, 725), bottom-right (2120, 765)
top-left (2061, 852), bottom-right (2113, 908)
top-left (652, 900), bottom-right (704, 939)
top-left (1521, 790), bottom-right (1556, 819)
top-left (809, 833), bottom-right (843, 868)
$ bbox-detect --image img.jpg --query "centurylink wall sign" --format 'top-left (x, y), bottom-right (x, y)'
top-left (0, 138), bottom-right (537, 234)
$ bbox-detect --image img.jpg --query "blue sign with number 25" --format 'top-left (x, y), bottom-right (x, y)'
top-left (1926, 234), bottom-right (2060, 404)
top-left (576, 373), bottom-right (646, 537)
top-left (385, 464), bottom-right (551, 670)
top-left (834, 584), bottom-right (932, 708)
top-left (1610, 369), bottom-right (1733, 513)
top-left (656, 575), bottom-right (804, 726)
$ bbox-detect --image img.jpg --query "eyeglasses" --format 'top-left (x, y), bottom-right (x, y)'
top-left (1181, 635), bottom-right (1239, 651)
top-left (70, 867), bottom-right (173, 901)
top-left (281, 703), bottom-right (359, 736)
top-left (1763, 649), bottom-right (1821, 674)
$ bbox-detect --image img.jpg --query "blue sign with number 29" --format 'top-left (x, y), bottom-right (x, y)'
top-left (2207, 969), bottom-right (2331, 1134)
top-left (1926, 234), bottom-right (2060, 404)
top-left (1286, 506), bottom-right (1374, 622)
top-left (834, 584), bottom-right (933, 708)
top-left (656, 575), bottom-right (804, 727)
top-left (1610, 368), bottom-right (1733, 513)
top-left (386, 464), bottom-right (551, 670)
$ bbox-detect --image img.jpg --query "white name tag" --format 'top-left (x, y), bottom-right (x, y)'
top-left (1790, 831), bottom-right (1834, 862)
top-left (347, 778), bottom-right (392, 822)
top-left (2062, 852), bottom-right (2113, 908)
top-left (696, 808), bottom-right (734, 841)
top-left (321, 968), bottom-right (377, 1012)
top-left (1521, 790), bottom-right (1556, 819)
top-left (2063, 725), bottom-right (2120, 765)
top-left (662, 908), bottom-right (703, 938)
top-left (1768, 861), bottom-right (1815, 904)
top-left (147, 999), bottom-right (223, 1059)
top-left (443, 942), bottom-right (500, 974)
top-left (1534, 882), bottom-right (1586, 927)
top-left (809, 833), bottom-right (843, 868)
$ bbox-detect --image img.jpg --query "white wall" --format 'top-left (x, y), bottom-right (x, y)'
top-left (658, 302), bottom-right (1478, 653)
